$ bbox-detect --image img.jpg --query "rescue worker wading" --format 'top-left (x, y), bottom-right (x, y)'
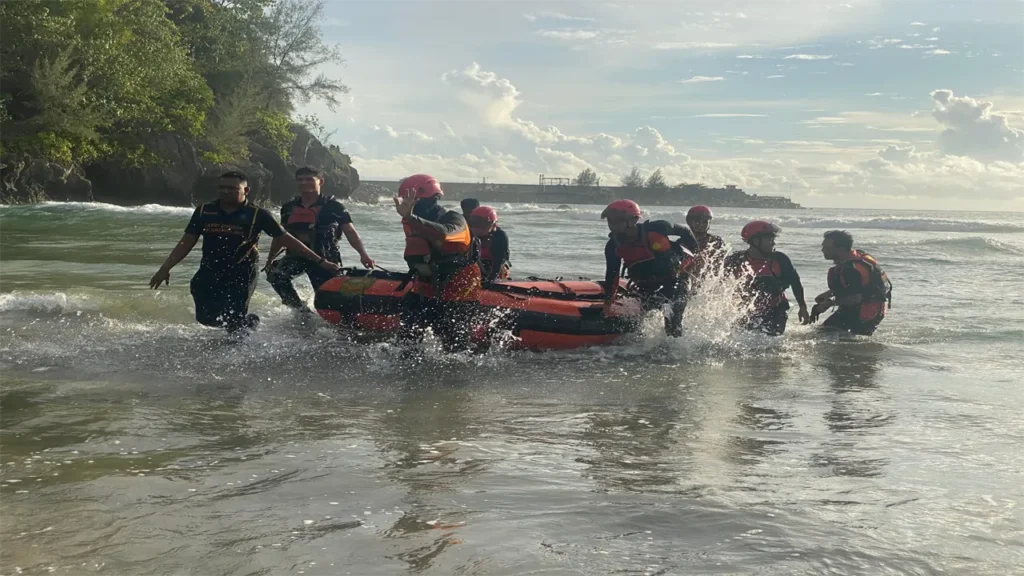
top-left (394, 174), bottom-right (481, 352)
top-left (601, 199), bottom-right (698, 338)
top-left (685, 204), bottom-right (726, 279)
top-left (468, 206), bottom-right (511, 283)
top-left (264, 166), bottom-right (375, 312)
top-left (724, 220), bottom-right (809, 336)
top-left (149, 171), bottom-right (341, 333)
top-left (807, 230), bottom-right (892, 336)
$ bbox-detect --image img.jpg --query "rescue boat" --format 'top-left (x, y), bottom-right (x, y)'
top-left (313, 269), bottom-right (645, 351)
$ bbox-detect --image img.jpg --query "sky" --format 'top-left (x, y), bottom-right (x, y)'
top-left (299, 0), bottom-right (1024, 210)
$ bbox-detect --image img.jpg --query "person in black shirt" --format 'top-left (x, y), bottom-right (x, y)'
top-left (264, 167), bottom-right (375, 311)
top-left (723, 220), bottom-right (809, 336)
top-left (601, 199), bottom-right (698, 337)
top-left (467, 205), bottom-right (510, 282)
top-left (149, 171), bottom-right (341, 333)
top-left (460, 197), bottom-right (480, 217)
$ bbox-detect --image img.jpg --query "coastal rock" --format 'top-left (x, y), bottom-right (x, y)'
top-left (1, 155), bottom-right (94, 203)
top-left (84, 133), bottom-right (203, 206)
top-left (289, 126), bottom-right (359, 200)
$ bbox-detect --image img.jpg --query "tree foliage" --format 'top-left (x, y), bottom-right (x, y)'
top-left (620, 165), bottom-right (645, 187)
top-left (573, 168), bottom-right (600, 188)
top-left (1, 0), bottom-right (349, 166)
top-left (645, 168), bottom-right (667, 189)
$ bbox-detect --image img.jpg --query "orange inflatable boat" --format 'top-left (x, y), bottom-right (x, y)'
top-left (314, 269), bottom-right (645, 351)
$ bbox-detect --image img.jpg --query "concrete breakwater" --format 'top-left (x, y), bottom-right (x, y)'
top-left (360, 180), bottom-right (802, 209)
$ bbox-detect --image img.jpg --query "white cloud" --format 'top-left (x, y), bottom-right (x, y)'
top-left (537, 29), bottom-right (600, 41)
top-left (784, 54), bottom-right (834, 60)
top-left (656, 42), bottom-right (737, 49)
top-left (925, 49), bottom-right (951, 55)
top-left (930, 89), bottom-right (1024, 162)
top-left (524, 11), bottom-right (595, 23)
top-left (680, 75), bottom-right (726, 83)
top-left (692, 113), bottom-right (768, 118)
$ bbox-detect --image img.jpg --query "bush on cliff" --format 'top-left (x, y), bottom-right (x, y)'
top-left (0, 0), bottom-right (349, 183)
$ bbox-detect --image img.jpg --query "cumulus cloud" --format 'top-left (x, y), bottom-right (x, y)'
top-left (783, 54), bottom-right (834, 60)
top-left (680, 75), bottom-right (725, 83)
top-left (930, 89), bottom-right (1024, 162)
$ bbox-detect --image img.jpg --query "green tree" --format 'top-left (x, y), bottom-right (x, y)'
top-left (620, 165), bottom-right (645, 187)
top-left (573, 167), bottom-right (599, 187)
top-left (645, 168), bottom-right (667, 189)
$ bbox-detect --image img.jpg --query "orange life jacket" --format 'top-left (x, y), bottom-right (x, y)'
top-left (282, 195), bottom-right (340, 252)
top-left (479, 234), bottom-right (511, 279)
top-left (726, 252), bottom-right (789, 308)
top-left (403, 221), bottom-right (474, 277)
top-left (612, 224), bottom-right (681, 279)
top-left (828, 250), bottom-right (892, 321)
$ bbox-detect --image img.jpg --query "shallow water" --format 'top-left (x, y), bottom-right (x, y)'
top-left (1, 202), bottom-right (1022, 575)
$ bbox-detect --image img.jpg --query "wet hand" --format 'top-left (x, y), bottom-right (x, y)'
top-left (149, 268), bottom-right (170, 289)
top-left (808, 302), bottom-right (828, 323)
top-left (320, 260), bottom-right (343, 275)
top-left (360, 254), bottom-right (376, 269)
top-left (394, 195), bottom-right (416, 219)
top-left (798, 305), bottom-right (811, 324)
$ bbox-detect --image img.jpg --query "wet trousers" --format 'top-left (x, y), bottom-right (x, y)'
top-left (190, 263), bottom-right (259, 333)
top-left (267, 255), bottom-right (336, 310)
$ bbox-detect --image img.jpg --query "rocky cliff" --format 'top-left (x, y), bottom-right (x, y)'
top-left (0, 125), bottom-right (359, 206)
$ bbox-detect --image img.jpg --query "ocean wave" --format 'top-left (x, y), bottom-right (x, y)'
top-left (0, 292), bottom-right (96, 313)
top-left (0, 201), bottom-right (195, 216)
top-left (760, 216), bottom-right (1024, 234)
top-left (873, 236), bottom-right (1024, 255)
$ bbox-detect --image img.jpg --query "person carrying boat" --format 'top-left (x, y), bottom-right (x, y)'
top-left (149, 171), bottom-right (341, 333)
top-left (394, 174), bottom-right (481, 352)
top-left (601, 199), bottom-right (698, 337)
top-left (264, 166), bottom-right (376, 312)
top-left (806, 230), bottom-right (892, 336)
top-left (723, 220), bottom-right (809, 336)
top-left (468, 206), bottom-right (511, 282)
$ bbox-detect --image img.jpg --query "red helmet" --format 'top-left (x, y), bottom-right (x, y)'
top-left (741, 220), bottom-right (781, 242)
top-left (398, 174), bottom-right (443, 199)
top-left (687, 205), bottom-right (713, 220)
top-left (469, 205), bottom-right (498, 224)
top-left (601, 199), bottom-right (642, 219)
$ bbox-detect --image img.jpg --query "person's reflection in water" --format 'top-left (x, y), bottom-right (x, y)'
top-left (722, 358), bottom-right (795, 468)
top-left (369, 369), bottom-right (488, 572)
top-left (574, 365), bottom-right (701, 495)
top-left (811, 343), bottom-right (893, 478)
